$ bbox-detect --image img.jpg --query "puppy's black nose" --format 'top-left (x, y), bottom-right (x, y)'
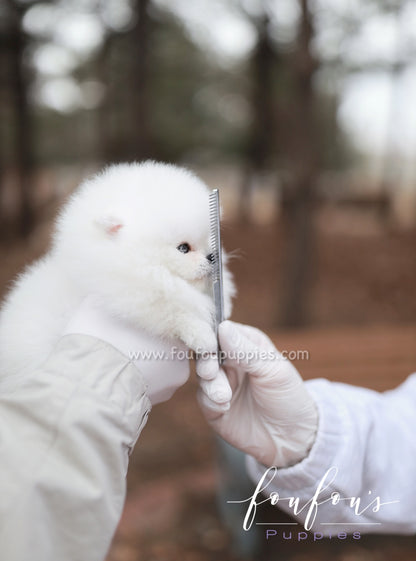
top-left (207, 253), bottom-right (214, 263)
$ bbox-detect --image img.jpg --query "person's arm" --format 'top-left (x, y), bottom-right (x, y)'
top-left (0, 335), bottom-right (151, 561)
top-left (247, 374), bottom-right (416, 534)
top-left (0, 295), bottom-right (192, 561)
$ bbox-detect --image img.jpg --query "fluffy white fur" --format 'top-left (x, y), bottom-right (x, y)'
top-left (0, 161), bottom-right (235, 382)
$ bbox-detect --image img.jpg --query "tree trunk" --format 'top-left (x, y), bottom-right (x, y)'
top-left (240, 13), bottom-right (275, 223)
top-left (6, 0), bottom-right (35, 239)
top-left (96, 34), bottom-right (113, 163)
top-left (278, 0), bottom-right (319, 328)
top-left (132, 0), bottom-right (152, 160)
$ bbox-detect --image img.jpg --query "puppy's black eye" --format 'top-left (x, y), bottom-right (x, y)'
top-left (177, 242), bottom-right (191, 254)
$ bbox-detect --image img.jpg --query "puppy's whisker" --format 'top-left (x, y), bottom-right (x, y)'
top-left (226, 248), bottom-right (244, 261)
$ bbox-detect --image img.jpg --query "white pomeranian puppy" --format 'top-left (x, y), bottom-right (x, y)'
top-left (0, 161), bottom-right (235, 382)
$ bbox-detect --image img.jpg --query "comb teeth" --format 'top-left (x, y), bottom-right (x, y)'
top-left (209, 190), bottom-right (221, 281)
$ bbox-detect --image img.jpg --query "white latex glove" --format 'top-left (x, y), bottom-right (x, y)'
top-left (64, 296), bottom-right (190, 405)
top-left (197, 321), bottom-right (318, 468)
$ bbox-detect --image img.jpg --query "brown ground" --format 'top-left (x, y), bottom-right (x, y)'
top-left (222, 212), bottom-right (416, 329)
top-left (0, 208), bottom-right (415, 561)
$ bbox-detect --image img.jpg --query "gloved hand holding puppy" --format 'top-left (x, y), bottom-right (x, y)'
top-left (64, 295), bottom-right (191, 405)
top-left (66, 296), bottom-right (318, 469)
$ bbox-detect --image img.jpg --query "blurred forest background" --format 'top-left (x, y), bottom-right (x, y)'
top-left (1, 2), bottom-right (416, 561)
top-left (1, 0), bottom-right (416, 329)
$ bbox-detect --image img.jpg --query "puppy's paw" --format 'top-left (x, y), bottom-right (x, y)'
top-left (180, 321), bottom-right (217, 355)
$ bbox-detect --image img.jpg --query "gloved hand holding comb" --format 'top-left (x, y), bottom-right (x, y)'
top-left (197, 320), bottom-right (318, 469)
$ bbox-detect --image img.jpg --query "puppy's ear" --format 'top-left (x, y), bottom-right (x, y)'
top-left (94, 215), bottom-right (123, 236)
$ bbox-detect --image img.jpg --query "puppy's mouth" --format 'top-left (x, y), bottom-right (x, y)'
top-left (191, 262), bottom-right (212, 282)
top-left (193, 269), bottom-right (210, 281)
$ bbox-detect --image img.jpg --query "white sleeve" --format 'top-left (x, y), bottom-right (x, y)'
top-left (246, 374), bottom-right (416, 535)
top-left (0, 334), bottom-right (151, 561)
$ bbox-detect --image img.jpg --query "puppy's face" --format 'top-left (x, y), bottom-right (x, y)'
top-left (161, 238), bottom-right (212, 285)
top-left (55, 162), bottom-right (220, 294)
top-left (114, 211), bottom-right (213, 288)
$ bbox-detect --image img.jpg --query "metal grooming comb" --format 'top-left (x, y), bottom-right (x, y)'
top-left (209, 188), bottom-right (224, 363)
